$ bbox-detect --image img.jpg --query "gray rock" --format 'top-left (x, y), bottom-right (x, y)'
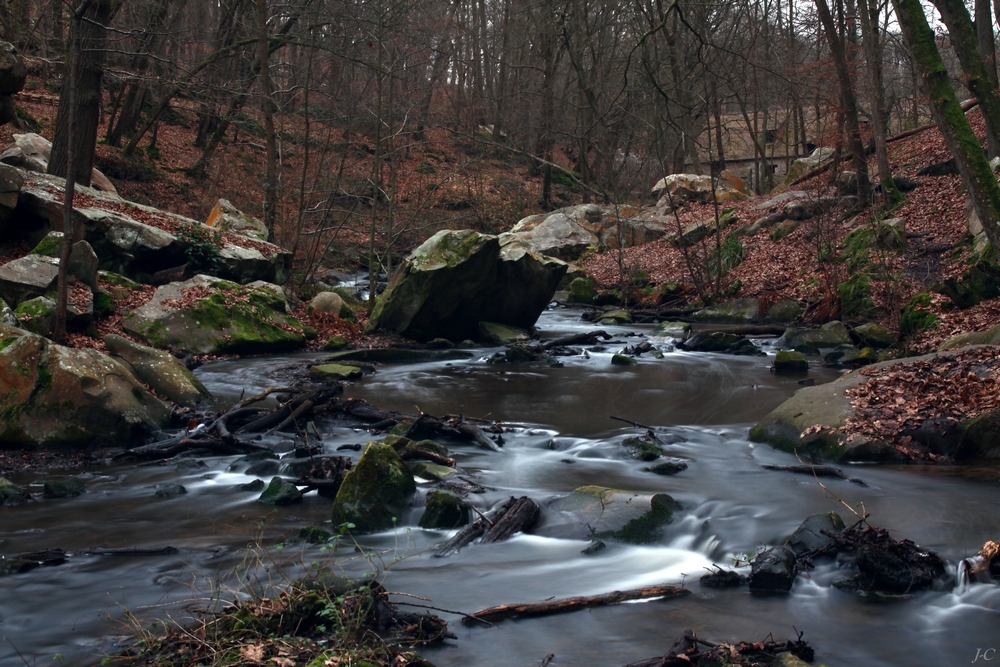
top-left (418, 490), bottom-right (467, 529)
top-left (68, 241), bottom-right (99, 291)
top-left (0, 163), bottom-right (22, 222)
top-left (543, 486), bottom-right (680, 543)
top-left (205, 198), bottom-right (268, 241)
top-left (0, 324), bottom-right (171, 447)
top-left (0, 133), bottom-right (117, 196)
top-left (478, 321), bottom-right (529, 345)
top-left (765, 298), bottom-right (803, 323)
top-left (104, 334), bottom-right (212, 406)
top-left (508, 211), bottom-right (597, 260)
top-left (309, 363), bottom-right (363, 382)
top-left (957, 410), bottom-right (1000, 460)
top-left (123, 275), bottom-right (306, 355)
top-left (154, 483), bottom-right (187, 498)
top-left (748, 546), bottom-right (797, 592)
top-left (13, 296), bottom-right (54, 336)
top-left (310, 291), bottom-right (344, 314)
top-left (0, 42), bottom-right (26, 95)
top-left (781, 321), bottom-right (853, 349)
top-left (0, 253), bottom-right (59, 307)
top-left (691, 298), bottom-right (760, 323)
top-left (854, 323), bottom-right (896, 349)
top-left (43, 477), bottom-right (86, 498)
top-left (786, 512), bottom-right (845, 556)
top-left (368, 229), bottom-right (566, 341)
top-left (611, 354), bottom-right (638, 366)
top-left (0, 297), bottom-right (17, 327)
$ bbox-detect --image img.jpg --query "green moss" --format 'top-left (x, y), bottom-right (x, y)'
top-left (98, 271), bottom-right (141, 289)
top-left (14, 299), bottom-right (52, 320)
top-left (0, 337), bottom-right (15, 352)
top-left (93, 290), bottom-right (114, 319)
top-left (331, 443), bottom-right (416, 533)
top-left (596, 497), bottom-right (676, 544)
top-left (29, 232), bottom-right (63, 257)
top-left (900, 292), bottom-right (939, 338)
top-left (323, 335), bottom-right (349, 351)
top-left (137, 320), bottom-right (169, 348)
top-left (622, 436), bottom-right (661, 460)
top-left (567, 276), bottom-right (598, 304)
top-left (419, 491), bottom-right (466, 529)
top-left (838, 274), bottom-right (875, 320)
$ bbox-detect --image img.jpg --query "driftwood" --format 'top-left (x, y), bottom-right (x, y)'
top-left (435, 496), bottom-right (538, 558)
top-left (325, 397), bottom-right (502, 452)
top-left (960, 540), bottom-right (1000, 586)
top-left (542, 330), bottom-right (612, 349)
top-left (78, 546), bottom-right (180, 556)
top-left (462, 584), bottom-right (690, 625)
top-left (622, 628), bottom-right (814, 667)
top-left (762, 464), bottom-right (868, 486)
top-left (397, 446), bottom-right (456, 468)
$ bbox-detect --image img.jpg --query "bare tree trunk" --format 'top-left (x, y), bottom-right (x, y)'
top-left (258, 0), bottom-right (278, 243)
top-left (857, 0), bottom-right (901, 206)
top-left (814, 0), bottom-right (871, 204)
top-left (49, 0), bottom-right (121, 186)
top-left (933, 0), bottom-right (1000, 158)
top-left (893, 0), bottom-right (1000, 260)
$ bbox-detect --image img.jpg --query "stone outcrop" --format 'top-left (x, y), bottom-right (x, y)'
top-left (0, 324), bottom-right (170, 447)
top-left (0, 133), bottom-right (118, 197)
top-left (368, 229), bottom-right (567, 341)
top-left (123, 275), bottom-right (306, 355)
top-left (651, 170), bottom-right (752, 205)
top-left (205, 198), bottom-right (269, 241)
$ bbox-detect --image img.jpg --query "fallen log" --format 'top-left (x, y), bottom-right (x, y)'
top-left (77, 546), bottom-right (180, 556)
top-left (542, 330), bottom-right (612, 350)
top-left (114, 434), bottom-right (272, 462)
top-left (959, 540), bottom-right (1000, 586)
top-left (435, 496), bottom-right (536, 557)
top-left (462, 584), bottom-right (690, 625)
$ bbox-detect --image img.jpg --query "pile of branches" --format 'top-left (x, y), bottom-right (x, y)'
top-left (624, 629), bottom-right (814, 667)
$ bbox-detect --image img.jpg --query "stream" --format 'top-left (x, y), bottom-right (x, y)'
top-left (2, 308), bottom-right (1000, 666)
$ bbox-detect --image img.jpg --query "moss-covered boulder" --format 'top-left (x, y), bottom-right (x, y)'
top-left (104, 334), bottom-right (211, 406)
top-left (854, 323), bottom-right (896, 349)
top-left (774, 350), bottom-right (808, 373)
top-left (257, 477), bottom-right (303, 505)
top-left (419, 490), bottom-right (467, 529)
top-left (781, 320), bottom-right (852, 349)
top-left (764, 298), bottom-right (803, 323)
top-left (653, 320), bottom-right (691, 337)
top-left (478, 321), bottom-right (528, 345)
top-left (622, 436), bottom-right (661, 460)
top-left (409, 461), bottom-right (458, 481)
top-left (611, 353), bottom-right (638, 366)
top-left (43, 476), bottom-right (86, 498)
top-left (0, 253), bottom-right (59, 307)
top-left (309, 363), bottom-right (363, 382)
top-left (0, 324), bottom-right (170, 447)
top-left (123, 275), bottom-right (305, 355)
top-left (322, 335), bottom-right (350, 351)
top-left (14, 295), bottom-right (54, 336)
top-left (957, 410), bottom-right (1000, 460)
top-left (368, 230), bottom-right (566, 342)
top-left (932, 260), bottom-right (1000, 309)
top-left (331, 442), bottom-right (416, 533)
top-left (597, 309), bottom-right (632, 325)
top-left (690, 298), bottom-right (760, 323)
top-left (567, 276), bottom-right (598, 304)
top-left (544, 486), bottom-right (680, 543)
top-left (939, 323), bottom-right (1000, 351)
top-left (839, 347), bottom-right (877, 367)
top-left (0, 476), bottom-right (29, 505)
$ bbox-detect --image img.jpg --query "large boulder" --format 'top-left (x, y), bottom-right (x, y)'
top-left (781, 321), bottom-right (853, 349)
top-left (331, 442), bottom-right (416, 533)
top-left (782, 147), bottom-right (836, 185)
top-left (123, 275), bottom-right (306, 355)
top-left (0, 324), bottom-right (170, 447)
top-left (651, 170), bottom-right (751, 205)
top-left (14, 170), bottom-right (290, 284)
top-left (0, 163), bottom-right (22, 224)
top-left (690, 298), bottom-right (760, 323)
top-left (508, 211), bottom-right (597, 260)
top-left (541, 485), bottom-right (681, 543)
top-left (748, 546), bottom-right (797, 593)
top-left (104, 334), bottom-right (211, 406)
top-left (205, 198), bottom-right (269, 241)
top-left (0, 253), bottom-right (59, 306)
top-left (368, 229), bottom-right (566, 341)
top-left (0, 133), bottom-right (118, 196)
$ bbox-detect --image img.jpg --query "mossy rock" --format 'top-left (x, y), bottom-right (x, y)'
top-left (567, 276), bottom-right (598, 304)
top-left (611, 353), bottom-right (638, 366)
top-left (838, 274), bottom-right (875, 320)
top-left (957, 410), bottom-right (1000, 460)
top-left (939, 322), bottom-right (1000, 351)
top-left (932, 260), bottom-right (1000, 309)
top-left (42, 477), bottom-right (85, 498)
top-left (764, 298), bottom-right (803, 323)
top-left (14, 296), bottom-right (54, 337)
top-left (322, 335), bottom-right (350, 351)
top-left (123, 275), bottom-right (306, 355)
top-left (782, 321), bottom-right (852, 348)
top-left (690, 298), bottom-right (760, 323)
top-left (309, 363), bottom-right (363, 382)
top-left (425, 338), bottom-right (454, 349)
top-left (298, 525), bottom-right (333, 543)
top-left (419, 490), bottom-right (467, 529)
top-left (104, 334), bottom-right (211, 407)
top-left (547, 486), bottom-right (680, 544)
top-left (646, 460), bottom-right (688, 475)
top-left (331, 443), bottom-right (416, 533)
top-left (598, 309), bottom-right (632, 324)
top-left (257, 477), bottom-right (302, 505)
top-left (622, 436), bottom-right (662, 461)
top-left (409, 462), bottom-right (457, 481)
top-left (478, 321), bottom-right (529, 345)
top-left (774, 350), bottom-right (808, 373)
top-left (854, 323), bottom-right (896, 349)
top-left (29, 231), bottom-right (64, 257)
top-left (839, 347), bottom-right (877, 366)
top-left (653, 320), bottom-right (690, 337)
top-left (0, 476), bottom-right (29, 506)
top-left (900, 292), bottom-right (938, 338)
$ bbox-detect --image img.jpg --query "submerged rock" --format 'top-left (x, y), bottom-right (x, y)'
top-left (123, 275), bottom-right (305, 355)
top-left (0, 324), bottom-right (170, 447)
top-left (0, 476), bottom-right (29, 505)
top-left (748, 546), bottom-right (797, 593)
top-left (545, 486), bottom-right (680, 544)
top-left (42, 477), bottom-right (86, 498)
top-left (331, 442), bottom-right (416, 533)
top-left (419, 490), bottom-right (467, 529)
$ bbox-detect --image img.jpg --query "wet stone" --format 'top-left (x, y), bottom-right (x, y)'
top-left (154, 483), bottom-right (187, 498)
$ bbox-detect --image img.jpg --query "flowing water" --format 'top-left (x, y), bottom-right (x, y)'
top-left (2, 309), bottom-right (1000, 667)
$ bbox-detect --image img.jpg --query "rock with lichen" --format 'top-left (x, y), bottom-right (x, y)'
top-left (331, 442), bottom-right (416, 533)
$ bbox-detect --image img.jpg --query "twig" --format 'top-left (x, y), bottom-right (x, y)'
top-left (391, 601), bottom-right (496, 627)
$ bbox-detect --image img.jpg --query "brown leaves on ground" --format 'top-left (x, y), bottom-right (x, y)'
top-left (841, 346), bottom-right (1000, 459)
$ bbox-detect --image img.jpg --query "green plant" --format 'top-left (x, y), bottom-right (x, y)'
top-left (707, 237), bottom-right (745, 279)
top-left (177, 223), bottom-right (223, 272)
top-left (838, 273), bottom-right (876, 320)
top-left (900, 292), bottom-right (939, 338)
